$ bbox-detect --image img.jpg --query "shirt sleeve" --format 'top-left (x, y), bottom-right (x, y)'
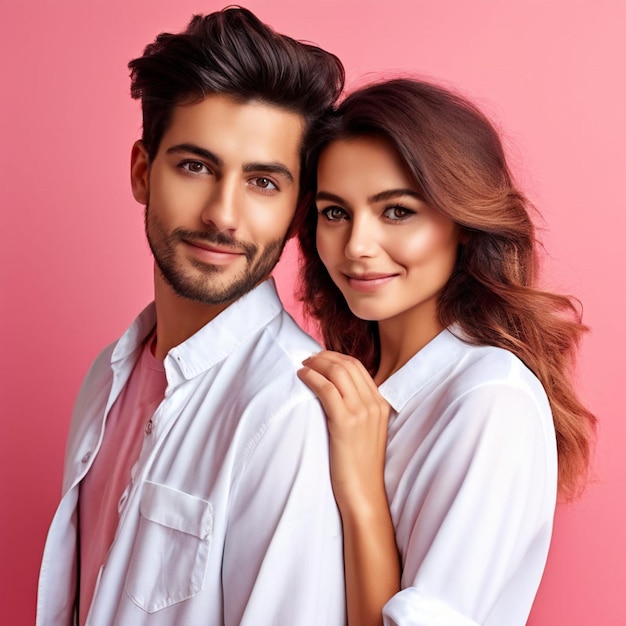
top-left (221, 395), bottom-right (346, 626)
top-left (384, 588), bottom-right (479, 626)
top-left (383, 381), bottom-right (557, 626)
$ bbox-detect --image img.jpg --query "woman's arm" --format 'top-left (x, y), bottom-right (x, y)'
top-left (298, 351), bottom-right (400, 626)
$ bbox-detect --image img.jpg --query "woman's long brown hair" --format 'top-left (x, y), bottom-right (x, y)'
top-left (299, 78), bottom-right (596, 499)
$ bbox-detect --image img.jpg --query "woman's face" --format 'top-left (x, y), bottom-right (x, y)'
top-left (315, 135), bottom-right (461, 333)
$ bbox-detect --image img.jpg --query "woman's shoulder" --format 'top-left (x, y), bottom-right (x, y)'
top-left (434, 333), bottom-right (554, 447)
top-left (381, 326), bottom-right (548, 419)
top-left (384, 330), bottom-right (557, 491)
top-left (445, 329), bottom-right (547, 404)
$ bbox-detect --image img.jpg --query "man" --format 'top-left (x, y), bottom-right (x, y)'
top-left (37, 8), bottom-right (346, 625)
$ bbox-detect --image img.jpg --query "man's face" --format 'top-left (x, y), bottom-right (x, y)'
top-left (131, 93), bottom-right (304, 306)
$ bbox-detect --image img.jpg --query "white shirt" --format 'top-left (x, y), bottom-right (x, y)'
top-left (380, 327), bottom-right (557, 626)
top-left (37, 279), bottom-right (345, 626)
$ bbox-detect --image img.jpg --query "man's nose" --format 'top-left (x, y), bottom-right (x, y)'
top-left (200, 176), bottom-right (240, 232)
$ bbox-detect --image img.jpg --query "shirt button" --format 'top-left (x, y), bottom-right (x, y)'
top-left (145, 420), bottom-right (153, 435)
top-left (81, 452), bottom-right (91, 463)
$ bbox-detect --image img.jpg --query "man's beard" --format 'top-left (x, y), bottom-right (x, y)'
top-left (145, 207), bottom-right (285, 306)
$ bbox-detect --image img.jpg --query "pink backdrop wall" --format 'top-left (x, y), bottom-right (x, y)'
top-left (1, 1), bottom-right (624, 623)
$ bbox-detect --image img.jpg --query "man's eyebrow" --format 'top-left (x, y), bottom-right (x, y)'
top-left (243, 162), bottom-right (294, 183)
top-left (166, 143), bottom-right (222, 166)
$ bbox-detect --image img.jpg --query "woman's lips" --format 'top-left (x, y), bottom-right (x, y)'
top-left (345, 273), bottom-right (397, 292)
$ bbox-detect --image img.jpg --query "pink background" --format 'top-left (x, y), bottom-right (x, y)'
top-left (1, 1), bottom-right (624, 623)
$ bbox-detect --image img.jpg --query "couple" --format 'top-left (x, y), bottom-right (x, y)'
top-left (37, 7), bottom-right (595, 626)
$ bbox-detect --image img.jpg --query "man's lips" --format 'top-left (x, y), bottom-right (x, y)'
top-left (182, 239), bottom-right (246, 264)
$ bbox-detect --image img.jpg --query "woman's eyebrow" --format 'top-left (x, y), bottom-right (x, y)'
top-left (316, 191), bottom-right (345, 204)
top-left (316, 189), bottom-right (421, 204)
top-left (368, 189), bottom-right (421, 202)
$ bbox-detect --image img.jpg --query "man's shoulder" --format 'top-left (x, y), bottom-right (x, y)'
top-left (221, 309), bottom-right (321, 412)
top-left (242, 308), bottom-right (318, 371)
top-left (263, 307), bottom-right (322, 367)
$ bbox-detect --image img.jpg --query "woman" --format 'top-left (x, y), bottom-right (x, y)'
top-left (297, 78), bottom-right (596, 626)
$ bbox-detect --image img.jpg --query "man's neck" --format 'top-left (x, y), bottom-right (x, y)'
top-left (152, 268), bottom-right (230, 361)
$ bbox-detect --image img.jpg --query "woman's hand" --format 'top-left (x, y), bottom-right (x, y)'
top-left (299, 351), bottom-right (399, 626)
top-left (298, 350), bottom-right (390, 517)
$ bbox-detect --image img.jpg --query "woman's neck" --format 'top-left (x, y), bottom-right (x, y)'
top-left (374, 310), bottom-right (444, 385)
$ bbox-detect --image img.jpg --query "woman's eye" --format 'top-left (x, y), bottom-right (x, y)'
top-left (251, 177), bottom-right (278, 191)
top-left (320, 207), bottom-right (348, 221)
top-left (383, 206), bottom-right (415, 220)
top-left (181, 161), bottom-right (209, 174)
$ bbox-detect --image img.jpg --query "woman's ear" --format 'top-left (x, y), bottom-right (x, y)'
top-left (284, 193), bottom-right (311, 241)
top-left (458, 227), bottom-right (471, 245)
top-left (130, 140), bottom-right (150, 205)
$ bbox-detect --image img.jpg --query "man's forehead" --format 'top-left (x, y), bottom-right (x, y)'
top-left (161, 93), bottom-right (304, 170)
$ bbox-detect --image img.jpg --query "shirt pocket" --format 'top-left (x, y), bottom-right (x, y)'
top-left (125, 481), bottom-right (213, 613)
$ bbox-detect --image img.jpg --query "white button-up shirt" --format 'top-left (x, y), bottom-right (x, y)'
top-left (37, 279), bottom-right (345, 626)
top-left (380, 327), bottom-right (558, 626)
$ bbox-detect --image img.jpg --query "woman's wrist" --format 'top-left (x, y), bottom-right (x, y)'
top-left (335, 480), bottom-right (391, 526)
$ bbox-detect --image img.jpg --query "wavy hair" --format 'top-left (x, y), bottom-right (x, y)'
top-left (299, 78), bottom-right (595, 499)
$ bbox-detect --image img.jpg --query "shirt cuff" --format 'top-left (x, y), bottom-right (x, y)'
top-left (383, 587), bottom-right (480, 626)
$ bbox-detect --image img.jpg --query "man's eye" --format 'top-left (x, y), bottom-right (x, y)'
top-left (252, 177), bottom-right (278, 191)
top-left (181, 161), bottom-right (209, 174)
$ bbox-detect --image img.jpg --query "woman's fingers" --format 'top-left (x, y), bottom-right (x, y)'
top-left (298, 350), bottom-right (390, 431)
top-left (301, 351), bottom-right (388, 417)
top-left (299, 351), bottom-right (391, 511)
top-left (297, 363), bottom-right (349, 418)
top-left (303, 350), bottom-right (378, 393)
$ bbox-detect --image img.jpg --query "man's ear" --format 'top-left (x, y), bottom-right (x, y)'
top-left (130, 140), bottom-right (150, 205)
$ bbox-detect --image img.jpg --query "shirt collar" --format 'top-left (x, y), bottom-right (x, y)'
top-left (110, 302), bottom-right (157, 364)
top-left (110, 278), bottom-right (284, 381)
top-left (378, 326), bottom-right (466, 414)
top-left (167, 278), bottom-right (283, 380)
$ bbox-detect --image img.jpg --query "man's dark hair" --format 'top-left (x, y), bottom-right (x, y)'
top-left (128, 7), bottom-right (345, 166)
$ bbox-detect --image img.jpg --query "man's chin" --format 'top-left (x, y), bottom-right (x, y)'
top-left (166, 272), bottom-right (258, 307)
